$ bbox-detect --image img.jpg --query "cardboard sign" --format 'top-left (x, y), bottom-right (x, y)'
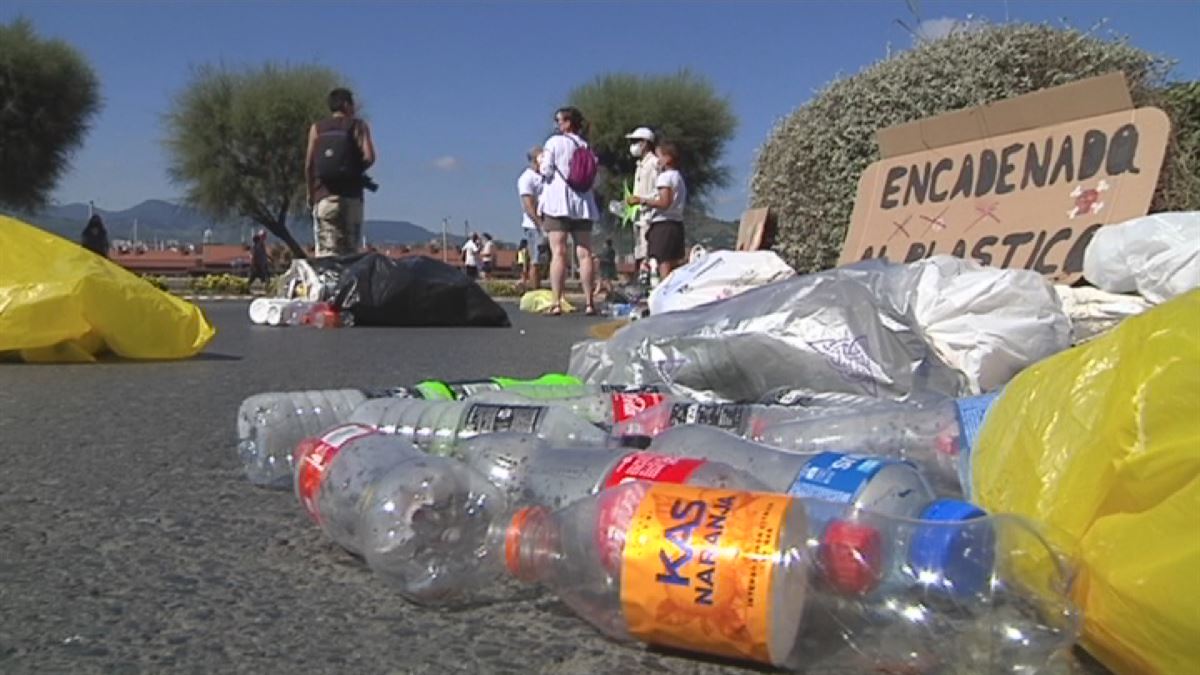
top-left (736, 207), bottom-right (774, 251)
top-left (841, 87), bottom-right (1170, 283)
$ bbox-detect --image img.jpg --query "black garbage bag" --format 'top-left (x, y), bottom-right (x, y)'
top-left (330, 253), bottom-right (510, 327)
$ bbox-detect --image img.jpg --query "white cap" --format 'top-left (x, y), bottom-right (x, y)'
top-left (625, 127), bottom-right (656, 142)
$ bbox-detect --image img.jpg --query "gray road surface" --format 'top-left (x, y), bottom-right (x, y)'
top-left (0, 302), bottom-right (1102, 674)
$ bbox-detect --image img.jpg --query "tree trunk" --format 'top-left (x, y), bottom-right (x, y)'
top-left (254, 198), bottom-right (307, 259)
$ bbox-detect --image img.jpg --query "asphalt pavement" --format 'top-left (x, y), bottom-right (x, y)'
top-left (0, 302), bottom-right (736, 675)
top-left (0, 302), bottom-right (1103, 674)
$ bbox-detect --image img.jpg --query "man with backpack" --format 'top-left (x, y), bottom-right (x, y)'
top-left (305, 88), bottom-right (377, 257)
top-left (538, 106), bottom-right (599, 316)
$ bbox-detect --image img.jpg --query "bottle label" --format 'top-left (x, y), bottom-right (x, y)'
top-left (612, 393), bottom-right (667, 422)
top-left (600, 384), bottom-right (663, 394)
top-left (786, 451), bottom-right (894, 504)
top-left (444, 380), bottom-right (504, 399)
top-left (463, 404), bottom-right (545, 434)
top-left (668, 403), bottom-right (746, 431)
top-left (620, 484), bottom-right (790, 665)
top-left (295, 423), bottom-right (378, 521)
top-left (604, 452), bottom-right (706, 489)
top-left (364, 387), bottom-right (419, 400)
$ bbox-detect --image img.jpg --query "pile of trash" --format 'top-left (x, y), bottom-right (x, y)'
top-left (251, 253), bottom-right (510, 328)
top-left (234, 213), bottom-right (1198, 674)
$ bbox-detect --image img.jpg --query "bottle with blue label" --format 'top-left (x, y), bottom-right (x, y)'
top-left (754, 391), bottom-right (1002, 496)
top-left (646, 425), bottom-right (991, 597)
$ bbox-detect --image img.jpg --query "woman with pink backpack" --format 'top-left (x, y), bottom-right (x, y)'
top-left (539, 106), bottom-right (600, 316)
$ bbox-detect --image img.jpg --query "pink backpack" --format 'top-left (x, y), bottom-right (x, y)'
top-left (560, 134), bottom-right (598, 193)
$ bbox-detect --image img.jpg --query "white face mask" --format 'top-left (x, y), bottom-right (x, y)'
top-left (629, 142), bottom-right (644, 158)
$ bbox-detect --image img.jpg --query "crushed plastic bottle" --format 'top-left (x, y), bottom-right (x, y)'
top-left (499, 481), bottom-right (1079, 673)
top-left (359, 432), bottom-right (763, 604)
top-left (470, 388), bottom-right (668, 428)
top-left (347, 398), bottom-right (609, 457)
top-left (411, 373), bottom-right (584, 400)
top-left (293, 424), bottom-right (500, 558)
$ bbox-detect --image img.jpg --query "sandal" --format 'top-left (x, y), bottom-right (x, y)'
top-left (543, 304), bottom-right (562, 316)
top-left (585, 304), bottom-right (597, 316)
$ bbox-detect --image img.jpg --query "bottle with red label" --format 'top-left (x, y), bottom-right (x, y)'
top-left (499, 481), bottom-right (1079, 673)
top-left (357, 433), bottom-right (764, 604)
top-left (348, 398), bottom-right (610, 457)
top-left (293, 424), bottom-right (502, 559)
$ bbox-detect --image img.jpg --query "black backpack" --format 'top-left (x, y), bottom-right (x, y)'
top-left (313, 118), bottom-right (363, 190)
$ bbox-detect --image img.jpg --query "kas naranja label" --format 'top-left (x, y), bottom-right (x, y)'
top-left (619, 484), bottom-right (791, 664)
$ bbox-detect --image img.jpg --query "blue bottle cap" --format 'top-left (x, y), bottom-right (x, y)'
top-left (908, 499), bottom-right (994, 597)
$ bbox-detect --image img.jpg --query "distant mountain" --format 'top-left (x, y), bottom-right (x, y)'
top-left (5, 200), bottom-right (454, 246)
top-left (686, 212), bottom-right (738, 249)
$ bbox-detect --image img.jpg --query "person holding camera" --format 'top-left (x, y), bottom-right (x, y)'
top-left (305, 87), bottom-right (377, 257)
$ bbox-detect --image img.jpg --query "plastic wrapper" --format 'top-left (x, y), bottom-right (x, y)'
top-left (972, 290), bottom-right (1200, 675)
top-left (648, 249), bottom-right (794, 315)
top-left (518, 289), bottom-right (575, 314)
top-left (330, 253), bottom-right (509, 327)
top-left (1054, 285), bottom-right (1150, 344)
top-left (1082, 211), bottom-right (1200, 304)
top-left (570, 260), bottom-right (969, 402)
top-left (0, 215), bottom-right (215, 362)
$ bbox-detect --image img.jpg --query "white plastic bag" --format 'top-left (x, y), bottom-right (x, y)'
top-left (903, 256), bottom-right (1072, 394)
top-left (648, 250), bottom-right (794, 315)
top-left (1054, 285), bottom-right (1150, 344)
top-left (1083, 211), bottom-right (1200, 304)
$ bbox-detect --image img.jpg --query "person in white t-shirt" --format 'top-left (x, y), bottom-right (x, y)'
top-left (625, 126), bottom-right (659, 275)
top-left (628, 141), bottom-right (687, 280)
top-left (539, 106), bottom-right (599, 316)
top-left (517, 147), bottom-right (544, 290)
top-left (461, 233), bottom-right (480, 280)
top-left (479, 233), bottom-right (495, 280)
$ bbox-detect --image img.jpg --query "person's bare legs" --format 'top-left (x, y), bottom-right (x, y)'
top-left (658, 259), bottom-right (678, 281)
top-left (548, 230), bottom-right (570, 311)
top-left (573, 227), bottom-right (596, 312)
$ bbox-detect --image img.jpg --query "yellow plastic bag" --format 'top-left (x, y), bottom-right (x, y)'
top-left (518, 289), bottom-right (575, 314)
top-left (972, 290), bottom-right (1200, 675)
top-left (0, 215), bottom-right (216, 362)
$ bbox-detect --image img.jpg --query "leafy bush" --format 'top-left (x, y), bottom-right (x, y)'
top-left (750, 22), bottom-right (1180, 273)
top-left (1151, 81), bottom-right (1200, 212)
top-left (479, 280), bottom-right (523, 297)
top-left (189, 273), bottom-right (251, 295)
top-left (139, 274), bottom-right (169, 292)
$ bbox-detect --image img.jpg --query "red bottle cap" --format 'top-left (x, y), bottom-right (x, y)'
top-left (820, 519), bottom-right (884, 596)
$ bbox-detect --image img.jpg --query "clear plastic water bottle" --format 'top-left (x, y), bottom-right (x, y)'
top-left (756, 392), bottom-right (1001, 495)
top-left (238, 388), bottom-right (405, 488)
top-left (614, 400), bottom-right (836, 440)
top-left (499, 481), bottom-right (1078, 673)
top-left (412, 373), bottom-right (584, 400)
top-left (358, 432), bottom-right (764, 604)
top-left (347, 398), bottom-right (610, 457)
top-left (293, 424), bottom-right (500, 558)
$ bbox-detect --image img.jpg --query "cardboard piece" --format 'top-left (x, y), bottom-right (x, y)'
top-left (842, 76), bottom-right (1170, 284)
top-left (736, 207), bottom-right (774, 251)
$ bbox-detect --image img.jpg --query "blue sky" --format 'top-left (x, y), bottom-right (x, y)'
top-left (5, 0), bottom-right (1197, 239)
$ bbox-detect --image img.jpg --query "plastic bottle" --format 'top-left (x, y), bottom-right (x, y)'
top-left (756, 392), bottom-right (1001, 495)
top-left (615, 399), bottom-right (840, 440)
top-left (470, 388), bottom-right (668, 428)
top-left (359, 432), bottom-right (765, 604)
top-left (293, 423), bottom-right (500, 558)
top-left (412, 372), bottom-right (584, 400)
top-left (347, 398), bottom-right (610, 457)
top-left (497, 481), bottom-right (1078, 674)
top-left (238, 388), bottom-right (401, 488)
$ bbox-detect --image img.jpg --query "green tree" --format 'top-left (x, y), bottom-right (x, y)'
top-left (568, 71), bottom-right (737, 208)
top-left (751, 23), bottom-right (1180, 273)
top-left (163, 63), bottom-right (345, 257)
top-left (0, 18), bottom-right (101, 211)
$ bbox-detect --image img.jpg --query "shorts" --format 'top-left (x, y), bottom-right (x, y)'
top-left (522, 226), bottom-right (542, 250)
top-left (646, 220), bottom-right (685, 263)
top-left (313, 196), bottom-right (364, 257)
top-left (464, 265), bottom-right (479, 279)
top-left (481, 260), bottom-right (494, 274)
top-left (543, 216), bottom-right (592, 234)
top-left (633, 219), bottom-right (650, 260)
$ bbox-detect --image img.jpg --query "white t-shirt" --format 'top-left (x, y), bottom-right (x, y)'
top-left (538, 133), bottom-right (598, 221)
top-left (651, 169), bottom-right (687, 223)
top-left (517, 168), bottom-right (544, 231)
top-left (462, 240), bottom-right (479, 267)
